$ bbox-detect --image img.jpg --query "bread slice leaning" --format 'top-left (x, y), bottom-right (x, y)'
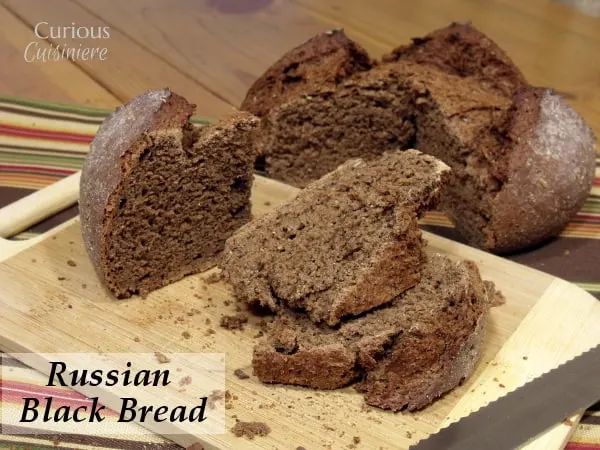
top-left (221, 150), bottom-right (450, 326)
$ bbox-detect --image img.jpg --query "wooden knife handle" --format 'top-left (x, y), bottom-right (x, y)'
top-left (0, 171), bottom-right (81, 261)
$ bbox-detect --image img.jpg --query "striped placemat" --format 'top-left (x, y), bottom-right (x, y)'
top-left (0, 94), bottom-right (598, 449)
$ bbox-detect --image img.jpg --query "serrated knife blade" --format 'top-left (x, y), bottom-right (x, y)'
top-left (410, 344), bottom-right (600, 450)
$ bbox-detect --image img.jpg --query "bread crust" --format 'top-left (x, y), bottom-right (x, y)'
top-left (383, 22), bottom-right (528, 98)
top-left (489, 88), bottom-right (596, 253)
top-left (240, 29), bottom-right (372, 117)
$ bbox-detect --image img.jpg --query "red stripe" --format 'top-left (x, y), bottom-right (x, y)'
top-left (565, 443), bottom-right (600, 449)
top-left (0, 124), bottom-right (93, 144)
top-left (1, 381), bottom-right (118, 417)
top-left (574, 214), bottom-right (600, 222)
top-left (0, 165), bottom-right (76, 176)
top-left (1, 380), bottom-right (88, 400)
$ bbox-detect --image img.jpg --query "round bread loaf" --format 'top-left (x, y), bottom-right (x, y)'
top-left (80, 88), bottom-right (258, 297)
top-left (242, 25), bottom-right (596, 253)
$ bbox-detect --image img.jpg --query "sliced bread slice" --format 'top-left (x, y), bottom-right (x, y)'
top-left (221, 150), bottom-right (450, 326)
top-left (253, 253), bottom-right (490, 411)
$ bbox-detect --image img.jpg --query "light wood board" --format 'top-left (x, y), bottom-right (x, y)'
top-left (1, 175), bottom-right (599, 449)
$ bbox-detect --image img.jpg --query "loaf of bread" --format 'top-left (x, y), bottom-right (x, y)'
top-left (80, 89), bottom-right (258, 297)
top-left (221, 150), bottom-right (450, 326)
top-left (253, 253), bottom-right (490, 411)
top-left (242, 24), bottom-right (596, 252)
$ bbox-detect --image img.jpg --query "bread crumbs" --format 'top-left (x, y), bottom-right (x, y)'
top-left (154, 352), bottom-right (170, 364)
top-left (234, 368), bottom-right (250, 379)
top-left (231, 421), bottom-right (271, 439)
top-left (208, 390), bottom-right (226, 409)
top-left (204, 273), bottom-right (221, 284)
top-left (185, 443), bottom-right (204, 450)
top-left (182, 331), bottom-right (191, 339)
top-left (67, 259), bottom-right (77, 267)
top-left (220, 313), bottom-right (248, 330)
top-left (179, 376), bottom-right (192, 386)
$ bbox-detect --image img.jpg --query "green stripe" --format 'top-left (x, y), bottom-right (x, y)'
top-left (0, 152), bottom-right (84, 169)
top-left (0, 94), bottom-right (113, 117)
top-left (0, 94), bottom-right (214, 124)
top-left (580, 206), bottom-right (599, 214)
top-left (577, 283), bottom-right (600, 293)
top-left (0, 444), bottom-right (52, 450)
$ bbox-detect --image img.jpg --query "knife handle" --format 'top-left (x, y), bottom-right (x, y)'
top-left (0, 171), bottom-right (80, 262)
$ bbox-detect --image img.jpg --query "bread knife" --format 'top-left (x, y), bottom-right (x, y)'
top-left (410, 344), bottom-right (600, 450)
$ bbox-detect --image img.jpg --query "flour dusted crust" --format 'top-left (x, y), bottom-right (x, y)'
top-left (489, 88), bottom-right (596, 252)
top-left (80, 89), bottom-right (193, 289)
top-left (80, 89), bottom-right (258, 297)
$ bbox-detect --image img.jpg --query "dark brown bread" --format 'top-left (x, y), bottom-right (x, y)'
top-left (241, 29), bottom-right (372, 118)
top-left (394, 61), bottom-right (515, 250)
top-left (221, 150), bottom-right (450, 326)
top-left (80, 89), bottom-right (258, 297)
top-left (486, 87), bottom-right (596, 252)
top-left (252, 53), bottom-right (596, 252)
top-left (382, 22), bottom-right (528, 98)
top-left (253, 254), bottom-right (490, 411)
top-left (245, 25), bottom-right (595, 252)
top-left (253, 65), bottom-right (419, 187)
top-left (398, 61), bottom-right (596, 252)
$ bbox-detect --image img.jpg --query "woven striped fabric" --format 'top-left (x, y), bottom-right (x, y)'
top-left (0, 95), bottom-right (598, 449)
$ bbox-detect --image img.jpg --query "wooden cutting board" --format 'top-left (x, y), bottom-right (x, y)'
top-left (1, 175), bottom-right (599, 450)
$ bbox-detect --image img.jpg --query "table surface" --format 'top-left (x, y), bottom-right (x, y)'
top-left (1, 0), bottom-right (599, 449)
top-left (1, 0), bottom-right (599, 137)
